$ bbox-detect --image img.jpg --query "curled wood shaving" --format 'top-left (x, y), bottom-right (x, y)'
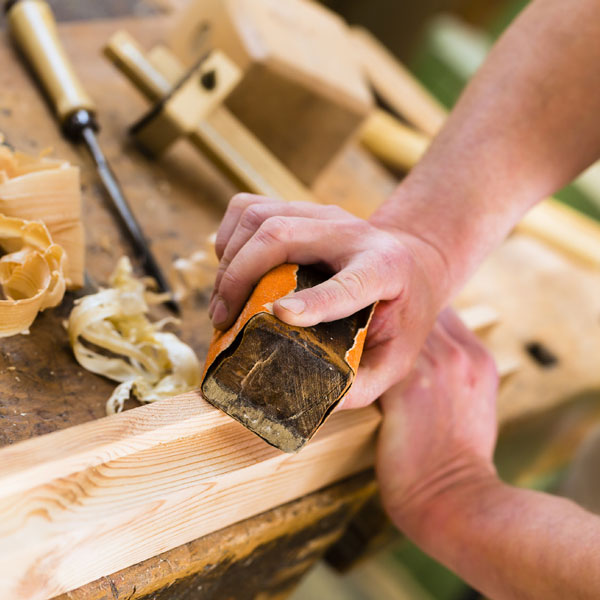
top-left (171, 233), bottom-right (218, 301)
top-left (0, 145), bottom-right (84, 288)
top-left (0, 214), bottom-right (67, 337)
top-left (67, 257), bottom-right (201, 414)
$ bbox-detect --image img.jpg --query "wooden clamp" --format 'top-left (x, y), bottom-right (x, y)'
top-left (103, 31), bottom-right (315, 204)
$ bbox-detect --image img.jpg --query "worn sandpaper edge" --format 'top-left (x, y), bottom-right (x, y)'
top-left (201, 312), bottom-right (355, 453)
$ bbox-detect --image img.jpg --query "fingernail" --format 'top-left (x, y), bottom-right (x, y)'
top-left (208, 293), bottom-right (217, 318)
top-left (212, 298), bottom-right (228, 325)
top-left (277, 297), bottom-right (305, 315)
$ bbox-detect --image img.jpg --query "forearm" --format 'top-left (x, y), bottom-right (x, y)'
top-left (372, 0), bottom-right (600, 300)
top-left (402, 473), bottom-right (600, 600)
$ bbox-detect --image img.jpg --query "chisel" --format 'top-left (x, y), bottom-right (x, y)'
top-left (5, 0), bottom-right (179, 314)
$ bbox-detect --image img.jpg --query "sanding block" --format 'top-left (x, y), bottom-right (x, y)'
top-left (201, 264), bottom-right (374, 452)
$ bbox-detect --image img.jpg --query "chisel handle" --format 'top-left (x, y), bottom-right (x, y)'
top-left (5, 0), bottom-right (96, 123)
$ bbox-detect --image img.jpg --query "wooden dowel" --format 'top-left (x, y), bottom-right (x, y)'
top-left (359, 109), bottom-right (429, 172)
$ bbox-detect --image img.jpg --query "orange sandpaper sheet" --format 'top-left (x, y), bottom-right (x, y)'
top-left (202, 263), bottom-right (371, 379)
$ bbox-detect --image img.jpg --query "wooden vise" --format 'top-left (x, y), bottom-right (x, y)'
top-left (167, 0), bottom-right (373, 186)
top-left (104, 31), bottom-right (315, 203)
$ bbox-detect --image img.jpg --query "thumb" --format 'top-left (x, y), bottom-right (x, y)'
top-left (273, 266), bottom-right (381, 327)
top-left (340, 337), bottom-right (416, 410)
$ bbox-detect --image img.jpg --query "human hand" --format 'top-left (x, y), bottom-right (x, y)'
top-left (376, 308), bottom-right (499, 538)
top-left (209, 194), bottom-right (450, 408)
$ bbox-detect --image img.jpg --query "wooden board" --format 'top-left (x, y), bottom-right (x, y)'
top-left (0, 391), bottom-right (379, 599)
top-left (456, 234), bottom-right (600, 426)
top-left (56, 471), bottom-right (377, 600)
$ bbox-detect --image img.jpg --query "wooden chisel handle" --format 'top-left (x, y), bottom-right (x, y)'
top-left (5, 0), bottom-right (96, 123)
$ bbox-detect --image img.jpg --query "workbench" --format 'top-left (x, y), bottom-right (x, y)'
top-left (2, 3), bottom-right (600, 600)
top-left (0, 3), bottom-right (395, 599)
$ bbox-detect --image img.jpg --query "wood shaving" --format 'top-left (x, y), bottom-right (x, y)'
top-left (171, 233), bottom-right (218, 301)
top-left (67, 256), bottom-right (201, 414)
top-left (0, 214), bottom-right (67, 337)
top-left (0, 145), bottom-right (84, 287)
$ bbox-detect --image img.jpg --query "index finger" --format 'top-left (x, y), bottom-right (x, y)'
top-left (215, 193), bottom-right (278, 259)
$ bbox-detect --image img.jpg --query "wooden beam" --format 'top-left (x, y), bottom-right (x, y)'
top-left (351, 26), bottom-right (446, 136)
top-left (515, 199), bottom-right (600, 270)
top-left (56, 472), bottom-right (377, 600)
top-left (0, 393), bottom-right (380, 600)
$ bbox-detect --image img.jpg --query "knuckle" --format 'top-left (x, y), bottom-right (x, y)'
top-left (332, 269), bottom-right (369, 302)
top-left (378, 239), bottom-right (408, 271)
top-left (214, 234), bottom-right (227, 257)
top-left (230, 192), bottom-right (255, 208)
top-left (214, 264), bottom-right (227, 283)
top-left (477, 348), bottom-right (499, 385)
top-left (348, 218), bottom-right (371, 237)
top-left (257, 216), bottom-right (291, 245)
top-left (240, 205), bottom-right (267, 230)
top-left (446, 342), bottom-right (471, 373)
top-left (305, 285), bottom-right (337, 308)
top-left (219, 268), bottom-right (242, 291)
top-left (324, 204), bottom-right (350, 219)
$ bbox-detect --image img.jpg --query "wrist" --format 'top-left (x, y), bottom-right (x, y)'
top-left (369, 211), bottom-right (452, 313)
top-left (384, 458), bottom-right (500, 547)
top-left (370, 172), bottom-right (510, 302)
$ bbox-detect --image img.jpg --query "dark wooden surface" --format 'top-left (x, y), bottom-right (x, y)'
top-left (0, 3), bottom-right (394, 598)
top-left (0, 11), bottom-right (393, 450)
top-left (0, 16), bottom-right (235, 447)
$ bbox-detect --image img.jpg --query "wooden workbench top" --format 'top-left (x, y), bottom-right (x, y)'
top-left (0, 14), bottom-right (392, 450)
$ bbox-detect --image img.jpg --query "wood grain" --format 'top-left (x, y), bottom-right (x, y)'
top-left (57, 471), bottom-right (377, 600)
top-left (0, 16), bottom-right (385, 449)
top-left (0, 13), bottom-right (388, 600)
top-left (0, 17), bottom-right (234, 448)
top-left (0, 392), bottom-right (380, 599)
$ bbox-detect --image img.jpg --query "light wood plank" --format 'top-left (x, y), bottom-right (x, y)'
top-left (0, 392), bottom-right (379, 600)
top-left (515, 199), bottom-right (600, 270)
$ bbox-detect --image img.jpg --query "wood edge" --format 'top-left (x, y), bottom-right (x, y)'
top-left (0, 402), bottom-right (381, 598)
top-left (0, 391), bottom-right (381, 499)
top-left (0, 391), bottom-right (223, 498)
top-left (58, 471), bottom-right (378, 600)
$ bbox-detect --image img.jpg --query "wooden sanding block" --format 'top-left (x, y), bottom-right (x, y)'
top-left (201, 264), bottom-right (374, 453)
